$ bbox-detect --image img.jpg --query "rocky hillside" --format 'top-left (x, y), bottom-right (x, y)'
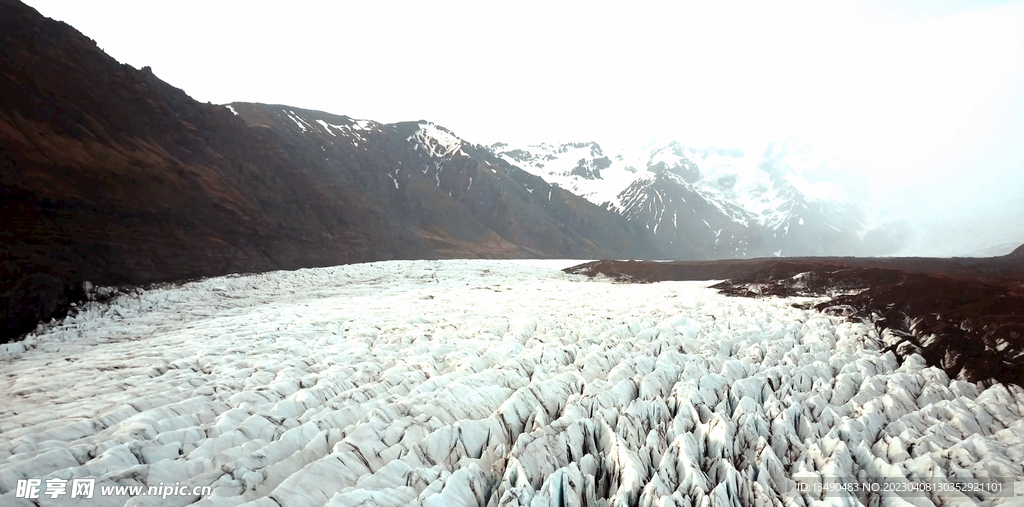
top-left (1010, 242), bottom-right (1024, 258)
top-left (2, 0), bottom-right (396, 290)
top-left (0, 2), bottom-right (665, 279)
top-left (0, 0), bottom-right (668, 340)
top-left (222, 105), bottom-right (680, 263)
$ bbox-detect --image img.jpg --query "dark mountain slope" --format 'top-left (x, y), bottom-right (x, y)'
top-left (0, 0), bottom-right (672, 341)
top-left (0, 0), bottom-right (665, 286)
top-left (1, 0), bottom-right (415, 291)
top-left (612, 171), bottom-right (762, 259)
top-left (224, 105), bottom-right (672, 261)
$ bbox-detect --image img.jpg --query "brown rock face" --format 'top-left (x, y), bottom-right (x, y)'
top-left (0, 1), bottom-right (666, 304)
top-left (1, 0), bottom-right (408, 289)
top-left (1, 0), bottom-right (682, 340)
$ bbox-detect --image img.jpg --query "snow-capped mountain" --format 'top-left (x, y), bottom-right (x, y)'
top-left (4, 0), bottom-right (703, 318)
top-left (227, 104), bottom-right (678, 262)
top-left (492, 139), bottom-right (865, 258)
top-left (2, 0), bottom-right (691, 313)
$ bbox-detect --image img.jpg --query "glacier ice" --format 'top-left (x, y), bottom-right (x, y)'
top-left (1, 259), bottom-right (1022, 506)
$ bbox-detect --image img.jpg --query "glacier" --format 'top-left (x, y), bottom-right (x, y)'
top-left (1, 260), bottom-right (1022, 506)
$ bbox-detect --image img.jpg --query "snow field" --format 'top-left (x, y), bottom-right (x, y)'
top-left (1, 260), bottom-right (1023, 506)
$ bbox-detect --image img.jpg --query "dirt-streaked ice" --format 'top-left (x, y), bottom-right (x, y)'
top-left (1, 260), bottom-right (1022, 506)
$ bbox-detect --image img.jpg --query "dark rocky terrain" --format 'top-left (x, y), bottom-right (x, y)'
top-left (0, 0), bottom-right (666, 342)
top-left (566, 249), bottom-right (1024, 387)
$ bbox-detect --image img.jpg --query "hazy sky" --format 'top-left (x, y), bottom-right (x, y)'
top-left (22, 0), bottom-right (1024, 254)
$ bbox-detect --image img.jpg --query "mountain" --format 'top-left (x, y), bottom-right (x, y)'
top-left (222, 104), bottom-right (676, 261)
top-left (0, 0), bottom-right (666, 299)
top-left (1010, 242), bottom-right (1024, 258)
top-left (0, 0), bottom-right (681, 340)
top-left (491, 139), bottom-right (867, 257)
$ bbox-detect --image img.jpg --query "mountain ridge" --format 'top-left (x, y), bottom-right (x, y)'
top-left (491, 139), bottom-right (873, 258)
top-left (4, 0), bottom-right (1021, 343)
top-left (1, 0), bottom-right (664, 285)
top-left (0, 0), bottom-right (671, 341)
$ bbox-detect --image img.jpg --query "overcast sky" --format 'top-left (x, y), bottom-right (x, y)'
top-left (23, 0), bottom-right (1024, 255)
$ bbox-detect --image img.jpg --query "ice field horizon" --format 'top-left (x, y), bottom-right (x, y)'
top-left (2, 259), bottom-right (1023, 506)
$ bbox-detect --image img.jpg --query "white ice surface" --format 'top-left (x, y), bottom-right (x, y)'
top-left (1, 260), bottom-right (1023, 506)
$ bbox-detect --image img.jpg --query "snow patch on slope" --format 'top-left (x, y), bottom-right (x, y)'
top-left (409, 123), bottom-right (466, 160)
top-left (284, 110), bottom-right (310, 132)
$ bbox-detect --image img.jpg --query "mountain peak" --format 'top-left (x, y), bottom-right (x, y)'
top-left (489, 138), bottom-right (865, 258)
